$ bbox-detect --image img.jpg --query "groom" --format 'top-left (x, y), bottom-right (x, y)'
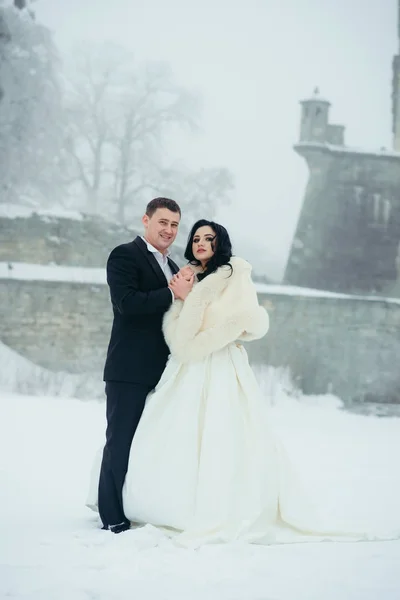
top-left (99, 197), bottom-right (193, 533)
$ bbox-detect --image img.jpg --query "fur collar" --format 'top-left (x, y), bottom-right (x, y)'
top-left (189, 256), bottom-right (252, 300)
top-left (163, 257), bottom-right (269, 363)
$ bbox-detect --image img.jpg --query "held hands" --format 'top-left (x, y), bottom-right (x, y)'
top-left (177, 265), bottom-right (194, 281)
top-left (169, 270), bottom-right (194, 300)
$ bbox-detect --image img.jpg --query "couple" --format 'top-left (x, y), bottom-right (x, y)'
top-left (86, 195), bottom-right (320, 545)
top-left (86, 197), bottom-right (392, 546)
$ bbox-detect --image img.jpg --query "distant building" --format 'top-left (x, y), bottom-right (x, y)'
top-left (284, 2), bottom-right (400, 296)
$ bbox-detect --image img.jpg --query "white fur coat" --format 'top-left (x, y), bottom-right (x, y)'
top-left (162, 257), bottom-right (269, 363)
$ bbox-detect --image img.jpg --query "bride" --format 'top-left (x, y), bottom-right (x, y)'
top-left (87, 219), bottom-right (399, 546)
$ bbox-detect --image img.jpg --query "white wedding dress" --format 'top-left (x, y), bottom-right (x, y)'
top-left (122, 343), bottom-right (318, 546)
top-left (87, 342), bottom-right (398, 546)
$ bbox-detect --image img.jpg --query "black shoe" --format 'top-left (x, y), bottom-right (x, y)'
top-left (109, 521), bottom-right (130, 534)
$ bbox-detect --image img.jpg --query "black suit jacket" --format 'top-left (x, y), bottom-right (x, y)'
top-left (103, 236), bottom-right (179, 386)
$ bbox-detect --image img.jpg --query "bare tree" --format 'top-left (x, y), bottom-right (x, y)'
top-left (64, 42), bottom-right (199, 220)
top-left (0, 2), bottom-right (62, 205)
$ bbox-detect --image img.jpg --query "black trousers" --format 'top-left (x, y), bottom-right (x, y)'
top-left (98, 381), bottom-right (153, 528)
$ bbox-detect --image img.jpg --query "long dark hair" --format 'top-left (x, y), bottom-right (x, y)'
top-left (184, 219), bottom-right (233, 281)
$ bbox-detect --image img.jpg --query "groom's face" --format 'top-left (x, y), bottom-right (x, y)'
top-left (142, 208), bottom-right (180, 254)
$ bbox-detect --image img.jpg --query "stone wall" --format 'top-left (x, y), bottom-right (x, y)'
top-left (1, 277), bottom-right (399, 403)
top-left (0, 278), bottom-right (110, 372)
top-left (246, 292), bottom-right (400, 404)
top-left (0, 212), bottom-right (155, 267)
top-left (0, 211), bottom-right (184, 268)
top-left (0, 212), bottom-right (137, 267)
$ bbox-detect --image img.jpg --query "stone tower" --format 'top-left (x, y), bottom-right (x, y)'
top-left (299, 88), bottom-right (345, 146)
top-left (284, 6), bottom-right (400, 296)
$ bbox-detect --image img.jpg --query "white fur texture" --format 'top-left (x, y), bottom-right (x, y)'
top-left (163, 257), bottom-right (269, 362)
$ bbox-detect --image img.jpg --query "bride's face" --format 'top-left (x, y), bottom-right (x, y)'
top-left (192, 226), bottom-right (216, 264)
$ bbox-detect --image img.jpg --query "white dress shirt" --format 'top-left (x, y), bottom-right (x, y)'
top-left (141, 237), bottom-right (175, 300)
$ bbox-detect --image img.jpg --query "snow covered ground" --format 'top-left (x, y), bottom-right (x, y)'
top-left (0, 203), bottom-right (86, 221)
top-left (2, 261), bottom-right (400, 304)
top-left (1, 382), bottom-right (400, 599)
top-left (0, 261), bottom-right (106, 285)
top-left (0, 341), bottom-right (103, 399)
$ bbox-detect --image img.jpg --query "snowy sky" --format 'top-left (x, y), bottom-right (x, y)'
top-left (35, 0), bottom-right (398, 278)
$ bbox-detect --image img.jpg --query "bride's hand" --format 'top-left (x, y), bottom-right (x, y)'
top-left (169, 272), bottom-right (194, 300)
top-left (177, 265), bottom-right (194, 281)
top-left (169, 266), bottom-right (194, 286)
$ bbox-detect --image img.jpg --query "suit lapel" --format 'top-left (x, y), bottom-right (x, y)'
top-left (133, 236), bottom-right (177, 286)
top-left (168, 258), bottom-right (179, 275)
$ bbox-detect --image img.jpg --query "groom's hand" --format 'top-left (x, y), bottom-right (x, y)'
top-left (169, 272), bottom-right (194, 300)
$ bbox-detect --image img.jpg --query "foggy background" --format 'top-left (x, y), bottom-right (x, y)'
top-left (1, 0), bottom-right (399, 404)
top-left (2, 6), bottom-right (400, 597)
top-left (14, 0), bottom-right (400, 278)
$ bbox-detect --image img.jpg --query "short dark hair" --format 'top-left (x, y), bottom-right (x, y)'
top-left (184, 219), bottom-right (233, 281)
top-left (145, 197), bottom-right (181, 218)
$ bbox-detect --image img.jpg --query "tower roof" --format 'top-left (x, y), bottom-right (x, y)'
top-left (300, 87), bottom-right (331, 105)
